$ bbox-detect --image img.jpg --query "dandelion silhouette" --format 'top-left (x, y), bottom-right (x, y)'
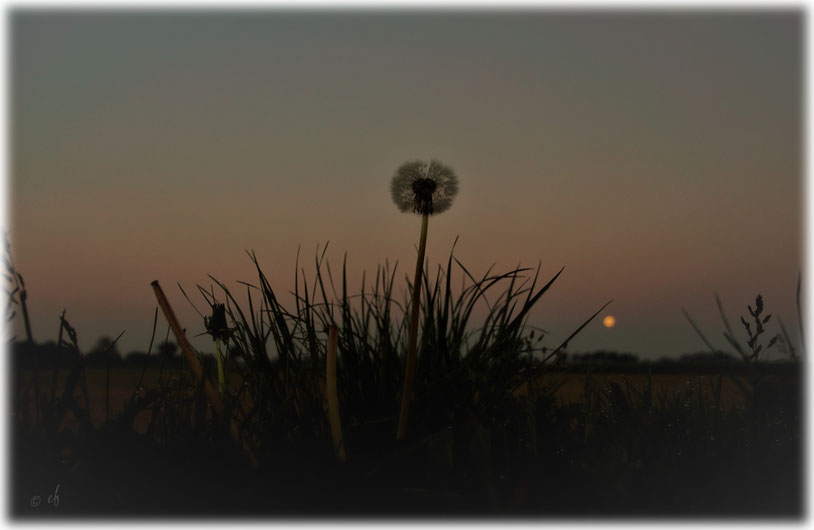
top-left (390, 160), bottom-right (459, 215)
top-left (204, 304), bottom-right (231, 343)
top-left (392, 159), bottom-right (458, 440)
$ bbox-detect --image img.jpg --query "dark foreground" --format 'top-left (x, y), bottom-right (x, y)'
top-left (11, 358), bottom-right (802, 519)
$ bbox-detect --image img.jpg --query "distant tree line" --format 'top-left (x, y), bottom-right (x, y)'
top-left (11, 337), bottom-right (798, 374)
top-left (551, 349), bottom-right (796, 374)
top-left (11, 336), bottom-right (186, 369)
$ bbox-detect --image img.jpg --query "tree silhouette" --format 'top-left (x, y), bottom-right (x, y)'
top-left (158, 340), bottom-right (178, 359)
top-left (85, 336), bottom-right (122, 364)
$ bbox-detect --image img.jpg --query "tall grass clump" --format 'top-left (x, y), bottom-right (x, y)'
top-left (179, 242), bottom-right (609, 470)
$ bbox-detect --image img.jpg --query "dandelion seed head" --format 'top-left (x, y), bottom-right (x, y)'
top-left (205, 303), bottom-right (231, 343)
top-left (390, 159), bottom-right (459, 215)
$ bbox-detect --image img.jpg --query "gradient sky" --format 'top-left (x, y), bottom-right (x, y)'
top-left (9, 10), bottom-right (802, 359)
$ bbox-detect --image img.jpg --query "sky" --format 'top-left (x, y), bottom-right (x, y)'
top-left (8, 10), bottom-right (803, 360)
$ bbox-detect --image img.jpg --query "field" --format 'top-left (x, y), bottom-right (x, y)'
top-left (17, 366), bottom-right (775, 431)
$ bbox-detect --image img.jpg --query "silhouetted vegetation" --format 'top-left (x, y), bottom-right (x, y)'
top-left (9, 246), bottom-right (802, 518)
top-left (157, 340), bottom-right (178, 359)
top-left (84, 336), bottom-right (123, 366)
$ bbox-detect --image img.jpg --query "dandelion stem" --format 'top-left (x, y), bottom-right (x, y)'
top-left (397, 212), bottom-right (429, 440)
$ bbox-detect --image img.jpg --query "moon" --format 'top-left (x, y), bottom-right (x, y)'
top-left (602, 315), bottom-right (616, 328)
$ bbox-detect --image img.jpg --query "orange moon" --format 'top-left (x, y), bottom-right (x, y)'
top-left (602, 315), bottom-right (616, 328)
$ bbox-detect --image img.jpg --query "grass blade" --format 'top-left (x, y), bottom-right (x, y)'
top-left (325, 325), bottom-right (347, 462)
